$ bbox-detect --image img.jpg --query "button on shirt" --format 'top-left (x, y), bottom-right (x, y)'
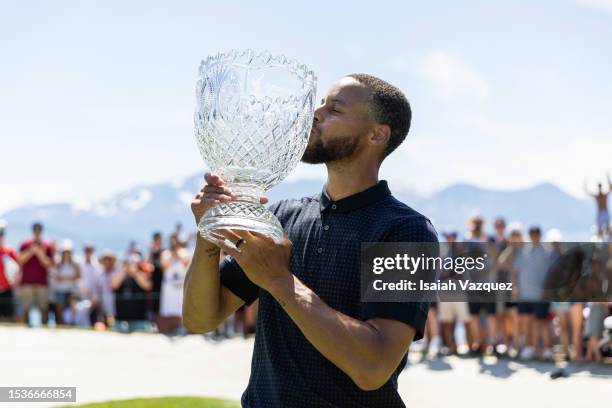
top-left (220, 181), bottom-right (438, 408)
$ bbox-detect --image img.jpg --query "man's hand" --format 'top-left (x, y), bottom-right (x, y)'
top-left (191, 172), bottom-right (269, 225)
top-left (214, 229), bottom-right (293, 291)
top-left (30, 244), bottom-right (53, 268)
top-left (30, 243), bottom-right (43, 255)
top-left (126, 263), bottom-right (139, 277)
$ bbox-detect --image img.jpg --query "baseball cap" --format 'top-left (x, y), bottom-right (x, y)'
top-left (99, 249), bottom-right (117, 260)
top-left (59, 239), bottom-right (74, 252)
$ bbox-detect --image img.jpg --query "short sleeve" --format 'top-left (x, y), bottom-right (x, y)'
top-left (8, 247), bottom-right (19, 262)
top-left (361, 216), bottom-right (439, 341)
top-left (361, 302), bottom-right (430, 341)
top-left (219, 255), bottom-right (260, 305)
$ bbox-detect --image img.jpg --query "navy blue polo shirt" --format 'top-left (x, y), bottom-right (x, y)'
top-left (220, 180), bottom-right (437, 408)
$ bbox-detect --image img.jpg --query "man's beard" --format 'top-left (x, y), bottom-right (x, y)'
top-left (301, 132), bottom-right (360, 164)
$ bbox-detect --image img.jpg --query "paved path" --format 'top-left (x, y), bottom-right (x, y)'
top-left (0, 326), bottom-right (609, 407)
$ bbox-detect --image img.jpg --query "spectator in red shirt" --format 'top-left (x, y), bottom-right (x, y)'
top-left (18, 222), bottom-right (54, 325)
top-left (0, 220), bottom-right (20, 322)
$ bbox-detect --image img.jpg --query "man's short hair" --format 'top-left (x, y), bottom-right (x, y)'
top-left (528, 226), bottom-right (542, 235)
top-left (494, 217), bottom-right (506, 228)
top-left (347, 73), bottom-right (411, 160)
top-left (32, 222), bottom-right (43, 231)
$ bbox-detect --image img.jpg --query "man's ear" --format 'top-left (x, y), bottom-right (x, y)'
top-left (369, 124), bottom-right (391, 148)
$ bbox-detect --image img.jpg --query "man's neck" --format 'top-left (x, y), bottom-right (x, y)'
top-left (324, 160), bottom-right (379, 201)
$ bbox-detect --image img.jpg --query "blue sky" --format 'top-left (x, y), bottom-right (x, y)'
top-left (1, 0), bottom-right (611, 213)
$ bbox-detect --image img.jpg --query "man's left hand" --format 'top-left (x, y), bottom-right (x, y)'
top-left (213, 229), bottom-right (293, 291)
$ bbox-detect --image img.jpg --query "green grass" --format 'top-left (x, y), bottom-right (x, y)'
top-left (59, 396), bottom-right (240, 408)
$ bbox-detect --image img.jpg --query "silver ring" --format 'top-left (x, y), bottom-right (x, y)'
top-left (235, 238), bottom-right (245, 249)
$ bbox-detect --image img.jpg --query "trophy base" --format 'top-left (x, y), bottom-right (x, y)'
top-left (198, 201), bottom-right (284, 244)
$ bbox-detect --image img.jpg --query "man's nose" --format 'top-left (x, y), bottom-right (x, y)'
top-left (313, 105), bottom-right (324, 123)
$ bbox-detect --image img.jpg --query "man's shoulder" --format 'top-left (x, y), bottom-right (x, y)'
top-left (379, 195), bottom-right (438, 242)
top-left (380, 194), bottom-right (428, 218)
top-left (81, 258), bottom-right (101, 267)
top-left (268, 195), bottom-right (320, 217)
top-left (266, 192), bottom-right (437, 240)
top-left (19, 240), bottom-right (34, 250)
top-left (380, 195), bottom-right (435, 225)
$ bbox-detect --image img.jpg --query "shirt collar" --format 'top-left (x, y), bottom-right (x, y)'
top-left (319, 180), bottom-right (391, 213)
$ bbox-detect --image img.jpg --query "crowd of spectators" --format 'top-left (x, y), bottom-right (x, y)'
top-left (0, 221), bottom-right (241, 335)
top-left (420, 216), bottom-right (612, 364)
top-left (0, 216), bottom-right (610, 362)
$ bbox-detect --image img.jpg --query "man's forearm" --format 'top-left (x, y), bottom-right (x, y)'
top-left (35, 252), bottom-right (53, 268)
top-left (182, 235), bottom-right (224, 331)
top-left (110, 270), bottom-right (126, 290)
top-left (18, 249), bottom-right (34, 264)
top-left (135, 272), bottom-right (152, 291)
top-left (267, 273), bottom-right (388, 389)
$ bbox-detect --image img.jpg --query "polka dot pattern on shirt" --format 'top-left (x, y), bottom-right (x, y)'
top-left (220, 181), bottom-right (438, 408)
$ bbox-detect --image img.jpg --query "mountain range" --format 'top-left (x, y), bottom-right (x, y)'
top-left (0, 173), bottom-right (595, 253)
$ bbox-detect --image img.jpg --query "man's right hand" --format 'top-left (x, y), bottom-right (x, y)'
top-left (191, 172), bottom-right (269, 225)
top-left (31, 244), bottom-right (43, 257)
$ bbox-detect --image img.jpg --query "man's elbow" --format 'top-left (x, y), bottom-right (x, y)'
top-left (183, 319), bottom-right (214, 334)
top-left (182, 312), bottom-right (218, 334)
top-left (351, 366), bottom-right (392, 392)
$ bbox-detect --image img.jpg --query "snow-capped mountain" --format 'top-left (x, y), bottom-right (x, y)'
top-left (0, 174), bottom-right (594, 253)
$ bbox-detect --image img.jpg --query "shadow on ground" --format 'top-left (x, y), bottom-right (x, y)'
top-left (405, 351), bottom-right (612, 380)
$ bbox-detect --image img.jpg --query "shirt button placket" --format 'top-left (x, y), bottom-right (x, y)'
top-left (319, 206), bottom-right (334, 255)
